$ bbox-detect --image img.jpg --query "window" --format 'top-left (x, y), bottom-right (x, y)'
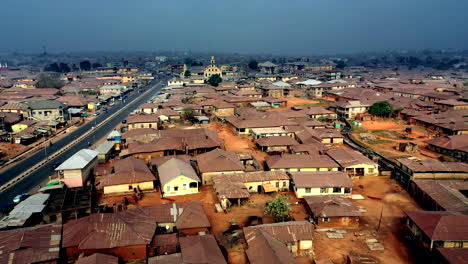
top-left (140, 124), bottom-right (144, 128)
top-left (320, 187), bottom-right (328, 193)
top-left (183, 184), bottom-right (187, 190)
top-left (132, 124), bottom-right (136, 128)
top-left (322, 217), bottom-right (330, 222)
top-left (174, 186), bottom-right (179, 191)
top-left (344, 188), bottom-right (351, 194)
top-left (166, 186), bottom-right (171, 192)
top-left (128, 185), bottom-right (133, 190)
top-left (189, 182), bottom-right (198, 188)
top-left (333, 187), bottom-right (341, 193)
top-left (283, 181), bottom-right (286, 187)
top-left (305, 188), bottom-right (311, 193)
top-left (343, 217), bottom-right (349, 222)
top-left (276, 182), bottom-right (279, 188)
top-left (368, 168), bottom-right (374, 173)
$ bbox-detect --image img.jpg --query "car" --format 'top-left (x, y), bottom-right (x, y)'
top-left (122, 119), bottom-right (127, 124)
top-left (109, 102), bottom-right (115, 106)
top-left (13, 193), bottom-right (29, 203)
top-left (102, 107), bottom-right (108, 111)
top-left (93, 111), bottom-right (100, 116)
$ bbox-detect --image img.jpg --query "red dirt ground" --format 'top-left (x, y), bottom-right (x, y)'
top-left (268, 97), bottom-right (320, 112)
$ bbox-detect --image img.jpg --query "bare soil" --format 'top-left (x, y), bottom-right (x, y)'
top-left (355, 119), bottom-right (439, 160)
top-left (268, 97), bottom-right (320, 112)
top-left (313, 177), bottom-right (420, 264)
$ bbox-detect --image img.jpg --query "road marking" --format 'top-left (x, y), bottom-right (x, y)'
top-left (0, 82), bottom-right (161, 193)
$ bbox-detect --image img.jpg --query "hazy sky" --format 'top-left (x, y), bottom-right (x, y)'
top-left (2, 0), bottom-right (468, 55)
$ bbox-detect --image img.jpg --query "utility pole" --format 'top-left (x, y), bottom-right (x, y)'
top-left (377, 203), bottom-right (384, 232)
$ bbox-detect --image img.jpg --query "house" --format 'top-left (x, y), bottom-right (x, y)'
top-left (296, 127), bottom-right (344, 144)
top-left (0, 102), bottom-right (29, 116)
top-left (62, 211), bottom-right (157, 261)
top-left (434, 99), bottom-right (468, 111)
top-left (303, 107), bottom-right (337, 120)
top-left (157, 158), bottom-right (200, 197)
top-left (326, 148), bottom-right (378, 177)
top-left (0, 193), bottom-right (50, 229)
top-left (0, 224), bottom-right (62, 264)
top-left (425, 135), bottom-right (468, 162)
top-left (258, 61), bottom-right (278, 74)
top-left (212, 101), bottom-right (235, 117)
top-left (244, 221), bottom-right (314, 262)
top-left (333, 100), bottom-right (370, 119)
top-left (27, 99), bottom-right (69, 122)
top-left (304, 196), bottom-right (361, 227)
top-left (291, 142), bottom-right (329, 155)
top-left (179, 235), bottom-right (227, 264)
top-left (255, 136), bottom-right (298, 153)
top-left (127, 114), bottom-right (159, 130)
top-left (195, 148), bottom-right (245, 185)
top-left (99, 85), bottom-right (127, 95)
top-left (213, 171), bottom-right (290, 209)
top-left (150, 233), bottom-right (179, 256)
top-left (405, 211), bottom-right (468, 252)
top-left (410, 110), bottom-right (468, 136)
top-left (225, 116), bottom-right (296, 136)
top-left (55, 149), bottom-right (99, 188)
top-left (99, 157), bottom-right (156, 195)
top-left (435, 248), bottom-right (468, 264)
top-left (265, 154), bottom-right (339, 172)
top-left (411, 180), bottom-right (468, 212)
top-left (95, 141), bottom-right (115, 163)
top-left (396, 157), bottom-right (468, 183)
top-left (290, 171), bottom-right (353, 198)
top-left (251, 127), bottom-right (293, 139)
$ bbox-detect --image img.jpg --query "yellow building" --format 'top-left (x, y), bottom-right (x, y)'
top-left (158, 158), bottom-right (200, 197)
top-left (122, 75), bottom-right (136, 83)
top-left (204, 56), bottom-right (222, 79)
top-left (327, 148), bottom-right (379, 177)
top-left (291, 171), bottom-right (353, 198)
top-left (265, 154), bottom-right (339, 172)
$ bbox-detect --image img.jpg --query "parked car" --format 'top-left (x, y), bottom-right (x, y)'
top-left (13, 193), bottom-right (29, 203)
top-left (93, 111), bottom-right (100, 116)
top-left (102, 107), bottom-right (108, 111)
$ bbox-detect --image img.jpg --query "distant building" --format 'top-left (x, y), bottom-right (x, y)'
top-left (203, 56), bottom-right (222, 79)
top-left (54, 149), bottom-right (99, 188)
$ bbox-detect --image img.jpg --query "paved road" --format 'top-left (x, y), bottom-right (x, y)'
top-left (0, 79), bottom-right (165, 206)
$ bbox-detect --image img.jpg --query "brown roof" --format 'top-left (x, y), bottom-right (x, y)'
top-left (406, 211), bottom-right (468, 241)
top-left (150, 155), bottom-right (193, 167)
top-left (151, 233), bottom-right (179, 248)
top-left (196, 148), bottom-right (244, 173)
top-left (179, 235), bottom-right (227, 264)
top-left (397, 157), bottom-right (468, 173)
top-left (413, 180), bottom-right (468, 212)
top-left (265, 154), bottom-right (338, 169)
top-left (226, 116), bottom-right (296, 129)
top-left (245, 228), bottom-right (296, 264)
top-left (121, 128), bottom-right (159, 140)
top-left (297, 127), bottom-right (343, 143)
top-left (148, 253), bottom-right (183, 264)
top-left (100, 157), bottom-right (155, 186)
top-left (304, 196), bottom-right (361, 217)
top-left (291, 143), bottom-right (329, 155)
top-left (127, 201), bottom-right (211, 229)
top-left (255, 136), bottom-right (298, 147)
top-left (425, 135), bottom-right (468, 152)
top-left (244, 221), bottom-right (314, 244)
top-left (0, 224), bottom-right (62, 264)
top-left (62, 211), bottom-right (156, 249)
top-left (158, 158), bottom-right (200, 186)
top-left (326, 148), bottom-right (376, 167)
top-left (290, 171), bottom-right (353, 188)
top-left (126, 113), bottom-right (159, 124)
top-left (437, 248), bottom-right (468, 264)
top-left (75, 253), bottom-right (118, 264)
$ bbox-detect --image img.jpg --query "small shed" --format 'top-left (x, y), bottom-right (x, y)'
top-left (95, 141), bottom-right (115, 163)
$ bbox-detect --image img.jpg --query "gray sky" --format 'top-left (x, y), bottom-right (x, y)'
top-left (2, 0), bottom-right (467, 55)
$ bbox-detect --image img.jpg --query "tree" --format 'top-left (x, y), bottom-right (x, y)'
top-left (368, 101), bottom-right (393, 117)
top-left (248, 60), bottom-right (258, 71)
top-left (44, 62), bottom-right (60, 72)
top-left (92, 62), bottom-right (102, 69)
top-left (207, 74), bottom-right (222, 87)
top-left (80, 60), bottom-right (91, 71)
top-left (71, 64), bottom-right (79, 72)
top-left (35, 74), bottom-right (64, 89)
top-left (264, 195), bottom-right (291, 222)
top-left (184, 70), bottom-right (191, 78)
top-left (182, 107), bottom-right (195, 120)
top-left (335, 60), bottom-right (346, 69)
top-left (59, 63), bottom-right (70, 73)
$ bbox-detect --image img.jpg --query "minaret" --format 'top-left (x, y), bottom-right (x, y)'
top-left (210, 56), bottom-right (216, 66)
top-left (183, 64), bottom-right (188, 73)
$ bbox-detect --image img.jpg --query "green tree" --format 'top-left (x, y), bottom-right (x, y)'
top-left (44, 62), bottom-right (60, 72)
top-left (80, 60), bottom-right (91, 71)
top-left (335, 60), bottom-right (346, 69)
top-left (182, 107), bottom-right (195, 120)
top-left (184, 70), bottom-right (191, 78)
top-left (368, 101), bottom-right (393, 117)
top-left (35, 74), bottom-right (64, 89)
top-left (92, 62), bottom-right (102, 69)
top-left (264, 195), bottom-right (291, 222)
top-left (59, 63), bottom-right (71, 73)
top-left (248, 60), bottom-right (258, 70)
top-left (207, 74), bottom-right (222, 87)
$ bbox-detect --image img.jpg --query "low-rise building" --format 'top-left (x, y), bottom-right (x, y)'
top-left (27, 100), bottom-right (69, 122)
top-left (265, 154), bottom-right (339, 172)
top-left (55, 149), bottom-right (99, 188)
top-left (195, 148), bottom-right (245, 185)
top-left (290, 171), bottom-right (353, 198)
top-left (425, 135), bottom-right (468, 162)
top-left (326, 148), bottom-right (379, 177)
top-left (255, 136), bottom-right (298, 153)
top-left (158, 158), bottom-right (200, 197)
top-left (127, 114), bottom-right (159, 130)
top-left (304, 196), bottom-right (361, 227)
top-left (396, 157), bottom-right (468, 183)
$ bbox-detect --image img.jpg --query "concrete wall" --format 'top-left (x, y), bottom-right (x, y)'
top-left (201, 171), bottom-right (244, 185)
top-left (271, 167), bottom-right (339, 172)
top-left (294, 186), bottom-right (351, 198)
top-left (162, 175), bottom-right (199, 196)
top-left (103, 181), bottom-right (154, 195)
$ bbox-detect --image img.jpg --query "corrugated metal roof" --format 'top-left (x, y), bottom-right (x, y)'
top-left (158, 158), bottom-right (199, 186)
top-left (55, 149), bottom-right (99, 171)
top-left (0, 193), bottom-right (50, 228)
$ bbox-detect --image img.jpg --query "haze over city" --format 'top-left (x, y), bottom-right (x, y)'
top-left (2, 0), bottom-right (468, 55)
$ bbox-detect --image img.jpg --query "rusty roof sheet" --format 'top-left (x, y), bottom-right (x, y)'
top-left (151, 233), bottom-right (179, 248)
top-left (255, 136), bottom-right (298, 147)
top-left (148, 253), bottom-right (183, 264)
top-left (304, 196), bottom-right (362, 217)
top-left (62, 211), bottom-right (156, 249)
top-left (265, 154), bottom-right (338, 169)
top-left (406, 211), bottom-right (468, 241)
top-left (245, 228), bottom-right (296, 264)
top-left (397, 157), bottom-right (468, 173)
top-left (158, 158), bottom-right (200, 186)
top-left (425, 135), bottom-right (468, 152)
top-left (244, 221), bottom-right (314, 244)
top-left (436, 248), bottom-right (468, 264)
top-left (196, 148), bottom-right (244, 173)
top-left (326, 148), bottom-right (376, 167)
top-left (0, 224), bottom-right (62, 264)
top-left (126, 113), bottom-right (159, 124)
top-left (413, 180), bottom-right (468, 212)
top-left (290, 171), bottom-right (353, 188)
top-left (179, 234), bottom-right (227, 264)
top-left (75, 253), bottom-right (118, 264)
top-left (100, 157), bottom-right (155, 186)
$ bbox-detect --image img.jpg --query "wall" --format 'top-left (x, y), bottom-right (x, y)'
top-left (103, 181), bottom-right (154, 195)
top-left (162, 175), bottom-right (199, 196)
top-left (243, 180), bottom-right (290, 192)
top-left (129, 122), bottom-right (158, 130)
top-left (271, 167), bottom-right (339, 172)
top-left (294, 186), bottom-right (351, 198)
top-left (201, 171), bottom-right (244, 185)
top-left (316, 216), bottom-right (360, 228)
